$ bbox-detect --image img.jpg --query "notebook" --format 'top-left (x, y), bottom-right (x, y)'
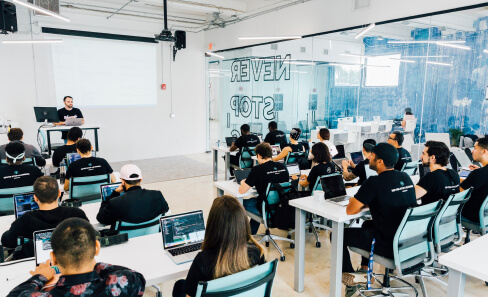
top-left (14, 192), bottom-right (38, 219)
top-left (160, 210), bottom-right (206, 264)
top-left (100, 182), bottom-right (122, 201)
top-left (319, 173), bottom-right (351, 206)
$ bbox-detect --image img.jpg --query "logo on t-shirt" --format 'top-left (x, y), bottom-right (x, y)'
top-left (400, 181), bottom-right (405, 187)
top-left (274, 167), bottom-right (277, 170)
top-left (14, 171), bottom-right (19, 175)
top-left (327, 167), bottom-right (332, 173)
top-left (88, 163), bottom-right (92, 167)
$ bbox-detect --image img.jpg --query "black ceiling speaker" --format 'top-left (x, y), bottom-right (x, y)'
top-left (175, 30), bottom-right (186, 50)
top-left (0, 0), bottom-right (18, 34)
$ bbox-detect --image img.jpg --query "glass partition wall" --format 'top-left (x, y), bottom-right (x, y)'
top-left (207, 7), bottom-right (488, 150)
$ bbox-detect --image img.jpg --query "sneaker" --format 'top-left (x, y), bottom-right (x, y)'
top-left (342, 272), bottom-right (374, 287)
top-left (345, 285), bottom-right (358, 297)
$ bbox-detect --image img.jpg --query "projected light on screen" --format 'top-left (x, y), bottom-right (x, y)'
top-left (51, 37), bottom-right (157, 107)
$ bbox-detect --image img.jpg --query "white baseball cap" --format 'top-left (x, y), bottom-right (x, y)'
top-left (120, 164), bottom-right (143, 180)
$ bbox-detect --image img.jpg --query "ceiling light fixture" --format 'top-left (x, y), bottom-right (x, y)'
top-left (387, 40), bottom-right (465, 44)
top-left (12, 0), bottom-right (70, 22)
top-left (426, 61), bottom-right (452, 67)
top-left (437, 42), bottom-right (471, 50)
top-left (206, 52), bottom-right (225, 59)
top-left (2, 39), bottom-right (63, 44)
top-left (355, 23), bottom-right (375, 39)
top-left (238, 36), bottom-right (302, 40)
top-left (389, 58), bottom-right (415, 63)
top-left (402, 55), bottom-right (450, 58)
top-left (340, 53), bottom-right (367, 58)
top-left (483, 49), bottom-right (488, 54)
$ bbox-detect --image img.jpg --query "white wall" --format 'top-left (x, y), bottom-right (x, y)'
top-left (0, 8), bottom-right (207, 163)
top-left (205, 0), bottom-right (487, 51)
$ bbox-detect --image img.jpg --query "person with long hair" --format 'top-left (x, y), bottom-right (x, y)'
top-left (172, 195), bottom-right (266, 297)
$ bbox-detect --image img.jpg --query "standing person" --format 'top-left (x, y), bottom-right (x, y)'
top-left (387, 131), bottom-right (412, 171)
top-left (0, 128), bottom-right (46, 166)
top-left (56, 96), bottom-right (84, 142)
top-left (263, 121), bottom-right (287, 148)
top-left (342, 139), bottom-right (377, 186)
top-left (309, 128), bottom-right (338, 160)
top-left (172, 195), bottom-right (266, 297)
top-left (52, 127), bottom-right (83, 167)
top-left (401, 107), bottom-right (415, 128)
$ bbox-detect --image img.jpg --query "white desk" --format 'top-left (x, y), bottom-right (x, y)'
top-left (0, 233), bottom-right (191, 296)
top-left (211, 145), bottom-right (231, 181)
top-left (439, 235), bottom-right (488, 297)
top-left (214, 180), bottom-right (258, 204)
top-left (40, 124), bottom-right (101, 157)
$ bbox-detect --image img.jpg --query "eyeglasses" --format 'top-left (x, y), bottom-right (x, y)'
top-left (388, 137), bottom-right (397, 141)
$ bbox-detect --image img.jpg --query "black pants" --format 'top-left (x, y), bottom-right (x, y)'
top-left (230, 154), bottom-right (239, 167)
top-left (342, 220), bottom-right (393, 273)
top-left (172, 279), bottom-right (186, 297)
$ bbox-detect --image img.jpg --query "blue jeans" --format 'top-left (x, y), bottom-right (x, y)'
top-left (243, 198), bottom-right (261, 235)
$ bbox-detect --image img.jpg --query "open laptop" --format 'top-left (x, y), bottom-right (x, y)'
top-left (287, 163), bottom-right (300, 178)
top-left (225, 137), bottom-right (237, 147)
top-left (160, 210), bottom-right (206, 264)
top-left (332, 157), bottom-right (348, 172)
top-left (234, 169), bottom-right (251, 184)
top-left (33, 228), bottom-right (60, 273)
top-left (100, 182), bottom-right (122, 201)
top-left (270, 144), bottom-right (282, 156)
top-left (452, 150), bottom-right (474, 170)
top-left (66, 153), bottom-right (81, 167)
top-left (349, 151), bottom-right (364, 165)
top-left (320, 173), bottom-right (351, 206)
top-left (418, 164), bottom-right (431, 179)
top-left (14, 192), bottom-right (38, 219)
top-left (65, 118), bottom-right (83, 126)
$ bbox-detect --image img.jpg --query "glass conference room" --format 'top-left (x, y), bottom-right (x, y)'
top-left (206, 6), bottom-right (488, 149)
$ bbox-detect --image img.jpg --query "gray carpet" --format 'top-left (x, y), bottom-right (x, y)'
top-left (110, 155), bottom-right (218, 184)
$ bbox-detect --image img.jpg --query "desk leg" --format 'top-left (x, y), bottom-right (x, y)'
top-left (94, 128), bottom-right (99, 155)
top-left (47, 130), bottom-right (52, 157)
top-left (330, 221), bottom-right (344, 297)
top-left (213, 149), bottom-right (218, 181)
top-left (294, 208), bottom-right (306, 292)
top-left (224, 152), bottom-right (230, 180)
top-left (447, 269), bottom-right (465, 297)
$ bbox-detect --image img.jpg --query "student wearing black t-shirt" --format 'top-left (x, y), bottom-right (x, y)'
top-left (0, 128), bottom-right (46, 167)
top-left (341, 143), bottom-right (417, 292)
top-left (64, 138), bottom-right (115, 192)
top-left (273, 128), bottom-right (305, 162)
top-left (172, 195), bottom-right (265, 297)
top-left (0, 142), bottom-right (43, 189)
top-left (239, 143), bottom-right (289, 234)
top-left (52, 127), bottom-right (83, 167)
top-left (56, 96), bottom-right (84, 140)
top-left (415, 141), bottom-right (460, 205)
top-left (294, 142), bottom-right (336, 192)
top-left (229, 124), bottom-right (261, 167)
top-left (342, 139), bottom-right (376, 186)
top-left (461, 137), bottom-right (488, 223)
top-left (387, 131), bottom-right (412, 171)
top-left (1, 176), bottom-right (88, 258)
top-left (264, 121), bottom-right (287, 147)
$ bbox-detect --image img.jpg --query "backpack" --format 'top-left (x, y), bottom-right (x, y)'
top-left (266, 180), bottom-right (301, 230)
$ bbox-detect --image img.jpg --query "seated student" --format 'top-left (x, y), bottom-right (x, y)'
top-left (294, 142), bottom-right (336, 192)
top-left (7, 218), bottom-right (146, 297)
top-left (309, 128), bottom-right (338, 160)
top-left (0, 142), bottom-right (43, 189)
top-left (461, 137), bottom-right (488, 223)
top-left (342, 139), bottom-right (377, 186)
top-left (341, 143), bottom-right (417, 296)
top-left (263, 121), bottom-right (287, 148)
top-left (229, 124), bottom-right (260, 168)
top-left (172, 195), bottom-right (266, 297)
top-left (64, 138), bottom-right (115, 192)
top-left (0, 128), bottom-right (46, 166)
top-left (273, 128), bottom-right (305, 162)
top-left (239, 143), bottom-right (289, 234)
top-left (415, 141), bottom-right (460, 205)
top-left (96, 164), bottom-right (169, 226)
top-left (1, 176), bottom-right (88, 258)
top-left (387, 131), bottom-right (412, 171)
top-left (52, 127), bottom-right (83, 167)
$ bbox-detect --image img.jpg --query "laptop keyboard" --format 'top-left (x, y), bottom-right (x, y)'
top-left (168, 243), bottom-right (202, 256)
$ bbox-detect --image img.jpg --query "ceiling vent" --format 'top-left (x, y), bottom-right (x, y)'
top-left (29, 0), bottom-right (60, 14)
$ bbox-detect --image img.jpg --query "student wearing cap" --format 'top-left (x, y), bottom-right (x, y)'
top-left (0, 128), bottom-right (46, 167)
top-left (229, 124), bottom-right (261, 168)
top-left (401, 107), bottom-right (415, 128)
top-left (387, 131), bottom-right (412, 171)
top-left (340, 143), bottom-right (417, 296)
top-left (96, 164), bottom-right (169, 226)
top-left (342, 139), bottom-right (377, 186)
top-left (272, 128), bottom-right (305, 162)
top-left (263, 121), bottom-right (287, 148)
top-left (415, 141), bottom-right (460, 205)
top-left (0, 142), bottom-right (43, 190)
top-left (52, 127), bottom-right (83, 167)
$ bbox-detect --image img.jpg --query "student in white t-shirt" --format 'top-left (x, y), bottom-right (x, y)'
top-left (309, 128), bottom-right (338, 162)
top-left (401, 107), bottom-right (415, 128)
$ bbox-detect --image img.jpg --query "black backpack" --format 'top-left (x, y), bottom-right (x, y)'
top-left (266, 180), bottom-right (301, 230)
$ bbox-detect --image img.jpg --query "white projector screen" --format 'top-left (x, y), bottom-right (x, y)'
top-left (51, 36), bottom-right (157, 107)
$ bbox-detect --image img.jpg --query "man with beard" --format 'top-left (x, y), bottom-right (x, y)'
top-left (96, 164), bottom-right (169, 226)
top-left (57, 96), bottom-right (85, 142)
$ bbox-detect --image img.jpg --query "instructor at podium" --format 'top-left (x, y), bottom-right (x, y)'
top-left (56, 96), bottom-right (84, 142)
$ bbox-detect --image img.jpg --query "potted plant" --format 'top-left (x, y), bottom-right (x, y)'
top-left (449, 128), bottom-right (463, 147)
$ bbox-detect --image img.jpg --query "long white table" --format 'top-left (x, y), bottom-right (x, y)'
top-left (439, 234), bottom-right (488, 297)
top-left (0, 233), bottom-right (190, 296)
top-left (40, 124), bottom-right (101, 157)
top-left (212, 145), bottom-right (231, 181)
top-left (214, 180), bottom-right (258, 204)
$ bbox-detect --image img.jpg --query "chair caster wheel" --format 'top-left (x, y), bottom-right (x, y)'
top-left (290, 243), bottom-right (295, 249)
top-left (287, 235), bottom-right (291, 239)
top-left (316, 242), bottom-right (321, 248)
top-left (280, 256), bottom-right (285, 262)
top-left (266, 242), bottom-right (269, 247)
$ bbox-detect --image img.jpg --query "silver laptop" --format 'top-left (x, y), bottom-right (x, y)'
top-left (332, 158), bottom-right (348, 171)
top-left (65, 118), bottom-right (82, 126)
top-left (320, 173), bottom-right (351, 206)
top-left (451, 150), bottom-right (473, 170)
top-left (286, 163), bottom-right (300, 177)
top-left (161, 210), bottom-right (206, 264)
top-left (270, 144), bottom-right (282, 156)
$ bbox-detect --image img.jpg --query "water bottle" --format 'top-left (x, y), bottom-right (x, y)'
top-left (60, 160), bottom-right (66, 185)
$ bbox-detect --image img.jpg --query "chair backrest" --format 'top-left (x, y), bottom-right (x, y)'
top-left (69, 174), bottom-right (111, 202)
top-left (345, 117), bottom-right (354, 123)
top-left (401, 161), bottom-right (418, 176)
top-left (195, 259), bottom-right (279, 297)
top-left (393, 201), bottom-right (442, 274)
top-left (346, 131), bottom-right (357, 144)
top-left (0, 158), bottom-right (36, 166)
top-left (312, 174), bottom-right (337, 194)
top-left (433, 189), bottom-right (472, 253)
top-left (384, 120), bottom-right (393, 133)
top-left (479, 195), bottom-right (488, 235)
top-left (0, 186), bottom-right (34, 216)
top-left (263, 182), bottom-right (295, 218)
top-left (405, 119), bottom-right (417, 132)
top-left (114, 214), bottom-right (163, 239)
top-left (373, 116), bottom-right (380, 122)
top-left (356, 116), bottom-right (363, 123)
top-left (337, 118), bottom-right (346, 130)
top-left (240, 147), bottom-right (256, 169)
top-left (285, 151), bottom-right (306, 165)
top-left (316, 120), bottom-right (328, 129)
top-left (370, 121), bottom-right (380, 134)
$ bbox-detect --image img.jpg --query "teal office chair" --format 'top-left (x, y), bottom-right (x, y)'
top-left (0, 186), bottom-right (34, 216)
top-left (350, 201), bottom-right (442, 297)
top-left (246, 182), bottom-right (295, 261)
top-left (462, 194), bottom-right (488, 243)
top-left (239, 147), bottom-right (256, 169)
top-left (195, 259), bottom-right (279, 297)
top-left (113, 214), bottom-right (163, 239)
top-left (285, 151), bottom-right (307, 165)
top-left (401, 161), bottom-right (418, 176)
top-left (69, 174), bottom-right (111, 203)
top-left (0, 158), bottom-right (36, 167)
